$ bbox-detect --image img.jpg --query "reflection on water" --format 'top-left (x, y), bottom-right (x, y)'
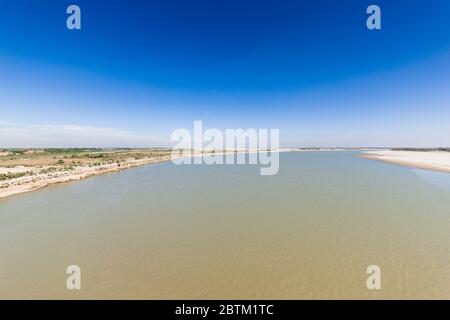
top-left (0, 152), bottom-right (449, 299)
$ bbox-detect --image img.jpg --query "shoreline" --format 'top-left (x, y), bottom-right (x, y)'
top-left (5, 148), bottom-right (448, 200)
top-left (0, 155), bottom-right (175, 200)
top-left (361, 150), bottom-right (450, 173)
top-left (0, 149), bottom-right (287, 200)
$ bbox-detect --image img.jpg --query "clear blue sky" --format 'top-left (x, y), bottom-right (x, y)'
top-left (0, 0), bottom-right (449, 147)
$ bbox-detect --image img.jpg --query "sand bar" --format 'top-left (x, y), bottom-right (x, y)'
top-left (361, 150), bottom-right (450, 173)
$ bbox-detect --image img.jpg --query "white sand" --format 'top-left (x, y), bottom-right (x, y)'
top-left (362, 150), bottom-right (450, 173)
top-left (0, 156), bottom-right (174, 199)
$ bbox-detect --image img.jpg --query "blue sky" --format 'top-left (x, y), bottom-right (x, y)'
top-left (0, 0), bottom-right (449, 147)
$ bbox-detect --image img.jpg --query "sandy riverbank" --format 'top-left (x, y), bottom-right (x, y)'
top-left (361, 150), bottom-right (450, 173)
top-left (0, 149), bottom-right (286, 199)
top-left (0, 155), bottom-right (175, 199)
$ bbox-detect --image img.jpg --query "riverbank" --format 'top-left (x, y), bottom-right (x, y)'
top-left (361, 150), bottom-right (450, 173)
top-left (0, 148), bottom-right (286, 199)
top-left (0, 155), bottom-right (174, 199)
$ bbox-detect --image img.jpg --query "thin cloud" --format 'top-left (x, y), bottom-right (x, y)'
top-left (0, 123), bottom-right (162, 148)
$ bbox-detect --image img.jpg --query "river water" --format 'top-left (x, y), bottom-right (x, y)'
top-left (0, 152), bottom-right (449, 299)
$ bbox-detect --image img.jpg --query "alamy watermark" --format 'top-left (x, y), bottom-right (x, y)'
top-left (366, 265), bottom-right (381, 290)
top-left (170, 121), bottom-right (280, 175)
top-left (66, 265), bottom-right (81, 290)
top-left (65, 4), bottom-right (380, 31)
top-left (66, 5), bottom-right (81, 30)
top-left (366, 5), bottom-right (381, 30)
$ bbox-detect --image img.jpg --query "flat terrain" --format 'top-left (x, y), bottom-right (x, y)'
top-left (0, 148), bottom-right (173, 198)
top-left (0, 148), bottom-right (171, 169)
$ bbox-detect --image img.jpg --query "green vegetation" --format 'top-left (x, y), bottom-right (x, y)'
top-left (87, 153), bottom-right (104, 159)
top-left (39, 167), bottom-right (58, 174)
top-left (392, 148), bottom-right (450, 152)
top-left (0, 148), bottom-right (173, 181)
top-left (0, 171), bottom-right (33, 181)
top-left (43, 148), bottom-right (102, 153)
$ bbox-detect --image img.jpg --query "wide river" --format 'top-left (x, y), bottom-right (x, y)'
top-left (1, 152), bottom-right (449, 299)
